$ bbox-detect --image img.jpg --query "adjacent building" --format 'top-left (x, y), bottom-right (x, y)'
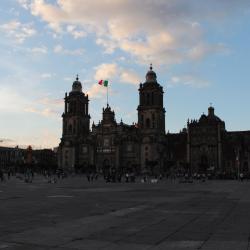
top-left (0, 146), bottom-right (57, 171)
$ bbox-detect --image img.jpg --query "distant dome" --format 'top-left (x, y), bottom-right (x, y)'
top-left (145, 64), bottom-right (157, 82)
top-left (207, 106), bottom-right (222, 122)
top-left (72, 75), bottom-right (82, 92)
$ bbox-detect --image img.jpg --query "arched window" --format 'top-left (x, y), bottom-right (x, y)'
top-left (151, 92), bottom-right (154, 105)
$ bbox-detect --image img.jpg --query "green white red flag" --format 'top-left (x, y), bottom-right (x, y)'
top-left (98, 80), bottom-right (108, 87)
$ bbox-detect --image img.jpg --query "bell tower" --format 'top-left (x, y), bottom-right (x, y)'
top-left (62, 75), bottom-right (90, 138)
top-left (59, 75), bottom-right (90, 170)
top-left (137, 65), bottom-right (166, 172)
top-left (137, 64), bottom-right (165, 134)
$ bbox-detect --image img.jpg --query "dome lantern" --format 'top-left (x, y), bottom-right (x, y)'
top-left (72, 74), bottom-right (82, 92)
top-left (145, 63), bottom-right (157, 83)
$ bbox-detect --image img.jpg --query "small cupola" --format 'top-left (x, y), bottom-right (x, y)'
top-left (145, 64), bottom-right (157, 83)
top-left (72, 75), bottom-right (82, 92)
top-left (208, 105), bottom-right (215, 116)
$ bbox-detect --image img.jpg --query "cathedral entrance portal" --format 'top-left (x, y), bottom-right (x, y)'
top-left (199, 155), bottom-right (208, 172)
top-left (103, 159), bottom-right (111, 176)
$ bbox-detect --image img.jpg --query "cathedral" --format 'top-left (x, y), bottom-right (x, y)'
top-left (58, 66), bottom-right (250, 176)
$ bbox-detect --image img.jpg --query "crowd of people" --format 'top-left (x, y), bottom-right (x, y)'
top-left (0, 167), bottom-right (249, 184)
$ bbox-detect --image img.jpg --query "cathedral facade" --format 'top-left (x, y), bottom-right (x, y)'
top-left (58, 66), bottom-right (167, 174)
top-left (58, 67), bottom-right (250, 176)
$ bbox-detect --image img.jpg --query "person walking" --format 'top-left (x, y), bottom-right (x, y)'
top-left (0, 169), bottom-right (4, 182)
top-left (240, 172), bottom-right (244, 182)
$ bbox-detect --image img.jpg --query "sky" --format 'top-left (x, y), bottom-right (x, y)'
top-left (0, 0), bottom-right (250, 149)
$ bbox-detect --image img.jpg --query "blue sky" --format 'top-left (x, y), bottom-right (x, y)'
top-left (0, 0), bottom-right (250, 148)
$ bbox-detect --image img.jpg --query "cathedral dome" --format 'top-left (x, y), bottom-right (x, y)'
top-left (207, 106), bottom-right (222, 122)
top-left (72, 75), bottom-right (82, 92)
top-left (145, 64), bottom-right (157, 83)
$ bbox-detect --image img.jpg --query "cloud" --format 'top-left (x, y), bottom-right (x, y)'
top-left (120, 69), bottom-right (141, 85)
top-left (81, 63), bottom-right (118, 99)
top-left (87, 84), bottom-right (107, 99)
top-left (86, 64), bottom-right (142, 98)
top-left (0, 138), bottom-right (14, 143)
top-left (187, 43), bottom-right (228, 61)
top-left (96, 38), bottom-right (117, 54)
top-left (170, 75), bottom-right (210, 88)
top-left (0, 138), bottom-right (16, 148)
top-left (53, 44), bottom-right (84, 55)
top-left (0, 20), bottom-right (36, 43)
top-left (17, 0), bottom-right (31, 10)
top-left (94, 63), bottom-right (118, 81)
top-left (3, 131), bottom-right (60, 149)
top-left (24, 107), bottom-right (59, 117)
top-left (63, 77), bottom-right (72, 81)
top-left (23, 95), bottom-right (63, 118)
top-left (41, 73), bottom-right (52, 78)
top-left (23, 0), bottom-right (249, 66)
top-left (37, 97), bottom-right (63, 106)
top-left (30, 46), bottom-right (48, 54)
top-left (66, 25), bottom-right (86, 39)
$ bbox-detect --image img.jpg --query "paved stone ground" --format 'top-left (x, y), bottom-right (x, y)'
top-left (1, 176), bottom-right (250, 250)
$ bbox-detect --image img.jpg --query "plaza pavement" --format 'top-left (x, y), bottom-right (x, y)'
top-left (0, 176), bottom-right (250, 250)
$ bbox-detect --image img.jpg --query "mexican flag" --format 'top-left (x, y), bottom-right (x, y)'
top-left (98, 79), bottom-right (108, 87)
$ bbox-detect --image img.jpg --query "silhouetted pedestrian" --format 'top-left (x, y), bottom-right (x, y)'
top-left (0, 169), bottom-right (4, 182)
top-left (240, 173), bottom-right (244, 182)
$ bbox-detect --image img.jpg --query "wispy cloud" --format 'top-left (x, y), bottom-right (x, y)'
top-left (53, 44), bottom-right (84, 56)
top-left (30, 46), bottom-right (48, 54)
top-left (37, 97), bottom-right (63, 107)
top-left (66, 25), bottom-right (86, 39)
top-left (40, 73), bottom-right (53, 79)
top-left (120, 69), bottom-right (141, 85)
top-left (17, 0), bottom-right (31, 10)
top-left (0, 20), bottom-right (36, 43)
top-left (87, 83), bottom-right (107, 99)
top-left (170, 75), bottom-right (210, 88)
top-left (94, 63), bottom-right (118, 81)
top-left (0, 138), bottom-right (14, 144)
top-left (24, 107), bottom-right (59, 117)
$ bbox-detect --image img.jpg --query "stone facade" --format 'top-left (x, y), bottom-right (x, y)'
top-left (0, 146), bottom-right (56, 171)
top-left (58, 67), bottom-right (250, 176)
top-left (187, 106), bottom-right (226, 173)
top-left (58, 66), bottom-right (167, 174)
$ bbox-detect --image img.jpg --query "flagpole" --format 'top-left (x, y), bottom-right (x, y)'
top-left (107, 84), bottom-right (109, 106)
